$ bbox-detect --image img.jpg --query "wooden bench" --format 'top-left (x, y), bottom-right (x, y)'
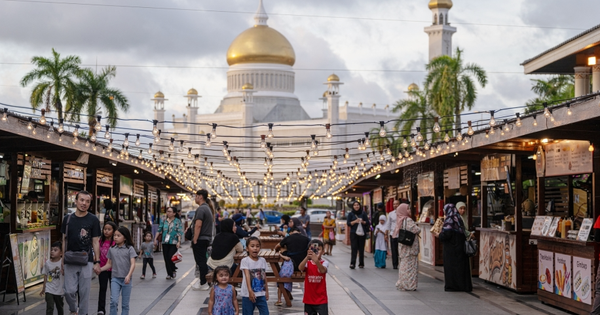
top-left (206, 250), bottom-right (305, 307)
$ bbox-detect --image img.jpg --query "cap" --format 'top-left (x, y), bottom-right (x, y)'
top-left (232, 213), bottom-right (246, 222)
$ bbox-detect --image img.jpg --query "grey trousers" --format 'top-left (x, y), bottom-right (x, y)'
top-left (64, 262), bottom-right (93, 315)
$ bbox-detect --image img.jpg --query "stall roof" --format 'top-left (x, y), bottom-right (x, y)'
top-left (521, 23), bottom-right (600, 74)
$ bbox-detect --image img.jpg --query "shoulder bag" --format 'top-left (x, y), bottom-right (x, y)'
top-left (465, 238), bottom-right (478, 257)
top-left (63, 214), bottom-right (90, 266)
top-left (397, 219), bottom-right (416, 246)
top-left (355, 213), bottom-right (365, 236)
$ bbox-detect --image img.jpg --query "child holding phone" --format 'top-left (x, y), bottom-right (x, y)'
top-left (299, 239), bottom-right (329, 315)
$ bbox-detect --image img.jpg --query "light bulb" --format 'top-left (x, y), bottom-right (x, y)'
top-left (73, 125), bottom-right (79, 137)
top-left (123, 137), bottom-right (129, 147)
top-left (206, 134), bottom-right (212, 147)
top-left (467, 121), bottom-right (474, 135)
top-left (90, 133), bottom-right (96, 142)
top-left (135, 135), bottom-right (141, 146)
top-left (178, 140), bottom-right (184, 152)
top-left (457, 133), bottom-right (463, 141)
top-left (589, 144), bottom-right (594, 152)
top-left (1, 109), bottom-right (7, 121)
top-left (58, 120), bottom-right (64, 133)
top-left (267, 123), bottom-right (274, 138)
top-left (424, 142), bottom-right (430, 151)
top-left (410, 136), bottom-right (416, 147)
top-left (444, 133), bottom-right (450, 142)
top-left (47, 124), bottom-right (55, 139)
top-left (386, 147), bottom-right (392, 155)
top-left (39, 111), bottom-right (46, 125)
top-left (516, 114), bottom-right (522, 127)
top-left (95, 116), bottom-right (102, 131)
top-left (544, 106), bottom-right (551, 118)
top-left (152, 121), bottom-right (159, 136)
top-left (104, 125), bottom-right (110, 139)
top-left (27, 118), bottom-right (33, 130)
top-left (378, 121), bottom-right (386, 137)
top-left (402, 137), bottom-right (408, 148)
top-left (489, 110), bottom-right (496, 126)
top-left (326, 124), bottom-right (332, 139)
top-left (416, 127), bottom-right (423, 142)
top-left (490, 127), bottom-right (495, 135)
top-left (567, 106), bottom-right (572, 116)
top-left (211, 123), bottom-right (217, 139)
top-left (187, 148), bottom-right (192, 158)
top-left (148, 144), bottom-right (153, 154)
top-left (433, 119), bottom-right (441, 133)
top-left (169, 139), bottom-right (175, 151)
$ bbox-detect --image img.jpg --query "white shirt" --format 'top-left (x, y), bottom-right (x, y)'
top-left (223, 210), bottom-right (230, 219)
top-left (240, 256), bottom-right (268, 297)
top-left (386, 211), bottom-right (397, 235)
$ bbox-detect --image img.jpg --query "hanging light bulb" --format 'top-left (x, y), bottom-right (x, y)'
top-left (504, 120), bottom-right (510, 132)
top-left (104, 125), bottom-right (110, 139)
top-left (1, 108), bottom-right (7, 121)
top-left (108, 139), bottom-right (113, 151)
top-left (433, 117), bottom-right (441, 133)
top-left (489, 110), bottom-right (496, 126)
top-left (325, 123), bottom-right (332, 139)
top-left (424, 141), bottom-right (430, 151)
top-left (386, 145), bottom-right (392, 156)
top-left (123, 133), bottom-right (129, 147)
top-left (27, 117), bottom-right (33, 130)
top-left (410, 135), bottom-right (417, 147)
top-left (138, 150), bottom-right (143, 160)
top-left (490, 127), bottom-right (495, 135)
top-left (266, 123), bottom-right (274, 138)
top-left (95, 115), bottom-right (102, 132)
top-left (72, 124), bottom-right (80, 137)
top-left (443, 132), bottom-right (450, 142)
top-left (187, 147), bottom-right (192, 158)
top-left (515, 113), bottom-right (522, 127)
top-left (135, 134), bottom-right (141, 146)
top-left (467, 121), bottom-right (474, 135)
top-left (169, 138), bottom-right (175, 151)
top-left (58, 119), bottom-right (65, 133)
top-left (206, 133), bottom-right (212, 147)
top-left (151, 119), bottom-right (159, 136)
top-left (456, 129), bottom-right (463, 141)
top-left (543, 103), bottom-right (551, 118)
top-left (259, 135), bottom-right (266, 149)
top-left (178, 140), bottom-right (185, 152)
top-left (90, 131), bottom-right (97, 142)
top-left (211, 123), bottom-right (217, 139)
top-left (366, 154), bottom-right (371, 163)
top-left (32, 125), bottom-right (37, 135)
top-left (39, 109), bottom-right (47, 125)
top-left (485, 130), bottom-right (489, 138)
top-left (415, 127), bottom-right (423, 142)
top-left (47, 122), bottom-right (55, 139)
top-left (378, 121), bottom-right (386, 137)
top-left (311, 135), bottom-right (317, 149)
top-left (589, 143), bottom-right (595, 152)
top-left (566, 104), bottom-right (572, 116)
top-left (148, 143), bottom-right (153, 154)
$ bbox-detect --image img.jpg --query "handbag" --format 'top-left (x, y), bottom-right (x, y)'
top-left (171, 250), bottom-right (183, 264)
top-left (355, 222), bottom-right (365, 236)
top-left (329, 231), bottom-right (335, 240)
top-left (465, 238), bottom-right (478, 257)
top-left (185, 226), bottom-right (193, 241)
top-left (397, 219), bottom-right (416, 246)
top-left (63, 214), bottom-right (90, 266)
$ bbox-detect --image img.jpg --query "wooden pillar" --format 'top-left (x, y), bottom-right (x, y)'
top-left (515, 155), bottom-right (524, 290)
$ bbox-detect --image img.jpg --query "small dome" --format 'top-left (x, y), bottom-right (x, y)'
top-left (242, 83), bottom-right (254, 90)
top-left (428, 0), bottom-right (453, 9)
top-left (154, 91), bottom-right (164, 98)
top-left (327, 74), bottom-right (340, 82)
top-left (322, 91), bottom-right (328, 97)
top-left (408, 83), bottom-right (419, 91)
top-left (187, 88), bottom-right (198, 95)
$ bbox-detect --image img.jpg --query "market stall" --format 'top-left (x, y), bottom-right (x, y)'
top-left (416, 171), bottom-right (442, 265)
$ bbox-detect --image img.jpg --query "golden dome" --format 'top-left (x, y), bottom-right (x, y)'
top-left (428, 0), bottom-right (453, 9)
top-left (408, 83), bottom-right (419, 91)
top-left (227, 25), bottom-right (295, 66)
top-left (327, 74), bottom-right (340, 82)
top-left (323, 91), bottom-right (328, 97)
top-left (242, 83), bottom-right (254, 90)
top-left (187, 88), bottom-right (198, 95)
top-left (154, 91), bottom-right (164, 98)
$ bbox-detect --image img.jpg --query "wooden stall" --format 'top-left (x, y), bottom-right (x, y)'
top-left (416, 171), bottom-right (443, 265)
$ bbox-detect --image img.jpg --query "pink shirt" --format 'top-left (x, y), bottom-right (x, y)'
top-left (100, 239), bottom-right (114, 271)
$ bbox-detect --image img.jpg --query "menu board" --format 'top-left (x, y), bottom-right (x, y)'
top-left (538, 250), bottom-right (554, 292)
top-left (446, 167), bottom-right (460, 189)
top-left (373, 188), bottom-right (383, 204)
top-left (545, 140), bottom-right (593, 177)
top-left (548, 217), bottom-right (560, 237)
top-left (540, 216), bottom-right (553, 237)
top-left (577, 218), bottom-right (593, 242)
top-left (573, 256), bottom-right (592, 305)
top-left (17, 230), bottom-right (51, 287)
top-left (554, 253), bottom-right (571, 298)
top-left (530, 216), bottom-right (547, 236)
top-left (417, 172), bottom-right (434, 197)
top-left (8, 234), bottom-right (25, 293)
top-left (481, 154), bottom-right (511, 181)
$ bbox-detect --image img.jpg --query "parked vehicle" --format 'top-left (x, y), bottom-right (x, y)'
top-left (186, 210), bottom-right (196, 221)
top-left (291, 209), bottom-right (335, 223)
top-left (260, 210), bottom-right (284, 224)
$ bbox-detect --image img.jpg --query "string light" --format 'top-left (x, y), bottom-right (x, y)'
top-left (27, 117), bottom-right (33, 130)
top-left (72, 124), bottom-right (79, 137)
top-left (206, 133), bottom-right (212, 147)
top-left (456, 128), bottom-right (463, 141)
top-left (267, 123), bottom-right (274, 138)
top-left (123, 133), bottom-right (129, 147)
top-left (515, 113), bottom-right (522, 127)
top-left (467, 121), bottom-right (474, 135)
top-left (504, 120), bottom-right (510, 132)
top-left (533, 114), bottom-right (538, 126)
top-left (104, 125), bottom-right (110, 139)
top-left (39, 109), bottom-right (46, 125)
top-left (325, 123), bottom-right (332, 139)
top-left (178, 140), bottom-right (185, 152)
top-left (433, 117), bottom-right (441, 133)
top-left (188, 147), bottom-right (192, 158)
top-left (90, 131), bottom-right (97, 142)
top-left (58, 119), bottom-right (64, 133)
top-left (211, 123), bottom-right (218, 139)
top-left (378, 121), bottom-right (386, 137)
top-left (401, 136), bottom-right (408, 148)
top-left (364, 132), bottom-right (371, 147)
top-left (1, 108), bottom-right (7, 121)
top-left (566, 104), bottom-right (572, 116)
top-left (410, 135), bottom-right (417, 148)
top-left (135, 134), bottom-right (141, 146)
top-left (589, 143), bottom-right (595, 152)
top-left (148, 143), bottom-right (153, 154)
top-left (386, 144), bottom-right (392, 156)
top-left (95, 115), bottom-right (102, 132)
top-left (443, 132), bottom-right (450, 143)
top-left (169, 138), bottom-right (175, 151)
top-left (489, 110), bottom-right (496, 126)
top-left (415, 127), bottom-right (423, 142)
top-left (543, 103), bottom-right (551, 118)
top-left (47, 122), bottom-right (54, 139)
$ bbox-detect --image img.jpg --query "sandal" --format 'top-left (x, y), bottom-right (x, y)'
top-left (349, 264), bottom-right (355, 269)
top-left (274, 301), bottom-right (283, 306)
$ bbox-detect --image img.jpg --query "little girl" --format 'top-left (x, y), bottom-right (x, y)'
top-left (208, 265), bottom-right (239, 315)
top-left (139, 232), bottom-right (156, 279)
top-left (374, 215), bottom-right (388, 268)
top-left (100, 226), bottom-right (137, 315)
top-left (241, 237), bottom-right (269, 315)
top-left (98, 221), bottom-right (117, 315)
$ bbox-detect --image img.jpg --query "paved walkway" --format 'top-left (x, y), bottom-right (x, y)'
top-left (0, 241), bottom-right (571, 315)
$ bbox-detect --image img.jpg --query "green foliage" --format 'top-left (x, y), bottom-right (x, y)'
top-left (525, 75), bottom-right (574, 113)
top-left (392, 89), bottom-right (438, 147)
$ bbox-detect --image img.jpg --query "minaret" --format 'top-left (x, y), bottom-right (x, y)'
top-left (324, 74), bottom-right (343, 156)
top-left (151, 91), bottom-right (167, 132)
top-left (185, 88), bottom-right (200, 144)
top-left (241, 83), bottom-right (255, 157)
top-left (424, 0), bottom-right (457, 60)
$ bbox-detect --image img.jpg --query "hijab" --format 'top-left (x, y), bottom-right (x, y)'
top-left (210, 219), bottom-right (240, 260)
top-left (290, 217), bottom-right (307, 237)
top-left (393, 203), bottom-right (411, 238)
top-left (442, 203), bottom-right (465, 234)
top-left (376, 215), bottom-right (387, 233)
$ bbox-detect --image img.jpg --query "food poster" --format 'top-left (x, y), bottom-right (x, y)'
top-left (573, 256), bottom-right (592, 305)
top-left (9, 234), bottom-right (25, 293)
top-left (538, 250), bottom-right (554, 292)
top-left (478, 232), bottom-right (516, 289)
top-left (554, 254), bottom-right (571, 298)
top-left (17, 230), bottom-right (50, 287)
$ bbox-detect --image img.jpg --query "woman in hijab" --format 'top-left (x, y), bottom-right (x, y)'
top-left (290, 217), bottom-right (307, 237)
top-left (374, 215), bottom-right (388, 268)
top-left (207, 219), bottom-right (243, 274)
top-left (347, 201), bottom-right (370, 269)
top-left (393, 203), bottom-right (420, 291)
top-left (436, 203), bottom-right (472, 292)
top-left (456, 202), bottom-right (472, 239)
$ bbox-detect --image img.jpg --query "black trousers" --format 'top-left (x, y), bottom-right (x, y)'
top-left (162, 244), bottom-right (178, 277)
top-left (97, 270), bottom-right (111, 313)
top-left (350, 233), bottom-right (366, 266)
top-left (192, 240), bottom-right (210, 285)
top-left (45, 292), bottom-right (64, 315)
top-left (390, 237), bottom-right (399, 268)
top-left (142, 258), bottom-right (156, 275)
top-left (304, 303), bottom-right (328, 315)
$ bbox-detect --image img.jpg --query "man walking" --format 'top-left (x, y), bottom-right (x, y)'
top-left (386, 199), bottom-right (401, 269)
top-left (191, 189), bottom-right (213, 291)
top-left (62, 191), bottom-right (101, 315)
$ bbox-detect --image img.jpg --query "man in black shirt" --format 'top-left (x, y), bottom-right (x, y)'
top-left (61, 191), bottom-right (101, 315)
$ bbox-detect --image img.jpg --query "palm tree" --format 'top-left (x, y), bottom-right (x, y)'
top-left (424, 47), bottom-right (487, 132)
top-left (392, 89), bottom-right (438, 144)
top-left (525, 75), bottom-right (574, 113)
top-left (20, 48), bottom-right (82, 120)
top-left (70, 66), bottom-right (129, 130)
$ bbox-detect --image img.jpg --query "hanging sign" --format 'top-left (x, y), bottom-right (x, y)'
top-left (417, 172), bottom-right (434, 197)
top-left (446, 167), bottom-right (460, 189)
top-left (372, 188), bottom-right (382, 204)
top-left (480, 154), bottom-right (511, 181)
top-left (545, 140), bottom-right (592, 177)
top-left (572, 256), bottom-right (592, 305)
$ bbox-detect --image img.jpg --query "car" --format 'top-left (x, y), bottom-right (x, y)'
top-left (261, 210), bottom-right (284, 224)
top-left (292, 209), bottom-right (335, 223)
top-left (186, 210), bottom-right (196, 221)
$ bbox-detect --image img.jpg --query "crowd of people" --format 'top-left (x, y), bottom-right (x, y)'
top-left (40, 188), bottom-right (477, 315)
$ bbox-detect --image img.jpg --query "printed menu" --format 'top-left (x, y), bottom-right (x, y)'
top-left (538, 250), bottom-right (554, 292)
top-left (573, 256), bottom-right (592, 305)
top-left (577, 218), bottom-right (593, 242)
top-left (545, 140), bottom-right (593, 177)
top-left (540, 216), bottom-right (553, 237)
top-left (530, 216), bottom-right (547, 236)
top-left (554, 254), bottom-right (571, 298)
top-left (547, 217), bottom-right (560, 237)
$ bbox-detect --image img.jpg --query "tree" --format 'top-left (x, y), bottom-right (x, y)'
top-left (424, 47), bottom-right (488, 132)
top-left (392, 89), bottom-right (437, 145)
top-left (70, 66), bottom-right (129, 130)
top-left (525, 75), bottom-right (574, 113)
top-left (20, 48), bottom-right (82, 120)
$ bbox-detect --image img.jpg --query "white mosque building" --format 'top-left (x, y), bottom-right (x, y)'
top-left (151, 0), bottom-right (456, 199)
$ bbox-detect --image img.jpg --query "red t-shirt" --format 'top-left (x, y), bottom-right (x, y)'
top-left (303, 259), bottom-right (329, 305)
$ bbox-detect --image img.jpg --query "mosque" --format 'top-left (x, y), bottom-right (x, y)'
top-left (151, 0), bottom-right (456, 198)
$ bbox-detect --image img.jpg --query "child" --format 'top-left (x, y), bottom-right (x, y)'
top-left (40, 241), bottom-right (64, 315)
top-left (139, 232), bottom-right (156, 279)
top-left (240, 236), bottom-right (269, 315)
top-left (208, 265), bottom-right (239, 315)
top-left (374, 215), bottom-right (388, 268)
top-left (299, 239), bottom-right (329, 315)
top-left (98, 221), bottom-right (117, 315)
top-left (99, 226), bottom-right (137, 315)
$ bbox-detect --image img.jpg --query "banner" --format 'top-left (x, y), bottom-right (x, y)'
top-left (554, 253), bottom-right (571, 298)
top-left (538, 250), bottom-right (554, 292)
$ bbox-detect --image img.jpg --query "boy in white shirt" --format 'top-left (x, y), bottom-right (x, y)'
top-left (40, 241), bottom-right (65, 315)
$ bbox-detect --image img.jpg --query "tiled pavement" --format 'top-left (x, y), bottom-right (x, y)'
top-left (0, 241), bottom-right (572, 315)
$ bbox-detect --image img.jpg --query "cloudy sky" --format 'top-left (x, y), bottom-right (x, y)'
top-left (0, 0), bottom-right (597, 131)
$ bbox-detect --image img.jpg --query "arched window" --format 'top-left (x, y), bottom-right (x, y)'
top-left (433, 14), bottom-right (437, 25)
top-left (439, 14), bottom-right (444, 25)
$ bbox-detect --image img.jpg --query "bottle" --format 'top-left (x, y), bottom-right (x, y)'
top-left (564, 217), bottom-right (573, 239)
top-left (558, 217), bottom-right (563, 238)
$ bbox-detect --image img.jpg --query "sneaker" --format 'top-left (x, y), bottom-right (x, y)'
top-left (172, 271), bottom-right (176, 278)
top-left (98, 312), bottom-right (105, 315)
top-left (166, 276), bottom-right (172, 280)
top-left (192, 281), bottom-right (202, 290)
top-left (153, 274), bottom-right (157, 278)
top-left (140, 275), bottom-right (145, 279)
top-left (199, 283), bottom-right (210, 291)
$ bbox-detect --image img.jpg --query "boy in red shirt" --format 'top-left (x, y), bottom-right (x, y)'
top-left (299, 239), bottom-right (329, 315)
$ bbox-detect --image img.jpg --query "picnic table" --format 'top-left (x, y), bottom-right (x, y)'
top-left (258, 235), bottom-right (283, 250)
top-left (258, 229), bottom-right (280, 237)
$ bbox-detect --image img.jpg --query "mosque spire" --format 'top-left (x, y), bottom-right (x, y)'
top-left (254, 0), bottom-right (269, 26)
